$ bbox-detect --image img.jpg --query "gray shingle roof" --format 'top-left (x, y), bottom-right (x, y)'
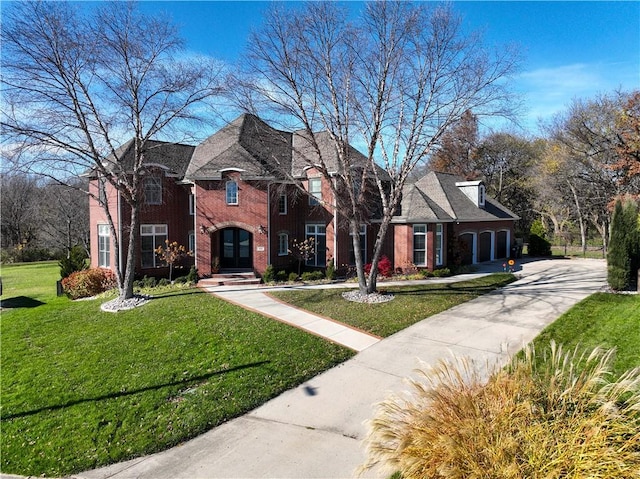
top-left (96, 139), bottom-right (195, 177)
top-left (185, 114), bottom-right (292, 180)
top-left (396, 171), bottom-right (519, 223)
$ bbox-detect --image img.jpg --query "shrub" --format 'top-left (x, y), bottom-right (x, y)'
top-left (326, 258), bottom-right (336, 280)
top-left (431, 267), bottom-right (451, 277)
top-left (142, 275), bottom-right (157, 289)
top-left (59, 245), bottom-right (88, 279)
top-left (362, 342), bottom-right (640, 479)
top-left (276, 270), bottom-right (288, 282)
top-left (158, 278), bottom-right (170, 287)
top-left (262, 264), bottom-right (275, 283)
top-left (288, 272), bottom-right (299, 282)
top-left (186, 266), bottom-right (198, 283)
top-left (364, 255), bottom-right (393, 278)
top-left (528, 219), bottom-right (552, 256)
top-left (301, 271), bottom-right (323, 282)
top-left (61, 268), bottom-right (117, 299)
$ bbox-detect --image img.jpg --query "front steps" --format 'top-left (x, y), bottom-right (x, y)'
top-left (198, 271), bottom-right (261, 287)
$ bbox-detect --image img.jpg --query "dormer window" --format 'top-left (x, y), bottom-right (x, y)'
top-left (455, 180), bottom-right (485, 208)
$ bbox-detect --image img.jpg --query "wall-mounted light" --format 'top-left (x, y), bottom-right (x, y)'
top-left (257, 224), bottom-right (267, 235)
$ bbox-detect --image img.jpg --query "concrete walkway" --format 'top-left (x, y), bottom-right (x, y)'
top-left (72, 258), bottom-right (607, 479)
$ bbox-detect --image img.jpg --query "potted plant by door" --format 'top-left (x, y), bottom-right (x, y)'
top-left (211, 257), bottom-right (220, 274)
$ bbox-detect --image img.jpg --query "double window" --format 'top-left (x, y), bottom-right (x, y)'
top-left (98, 224), bottom-right (110, 268)
top-left (226, 180), bottom-right (238, 205)
top-left (308, 178), bottom-right (322, 206)
top-left (141, 224), bottom-right (167, 268)
top-left (305, 224), bottom-right (326, 266)
top-left (143, 175), bottom-right (162, 205)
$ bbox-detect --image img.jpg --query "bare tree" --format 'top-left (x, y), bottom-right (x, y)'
top-left (238, 1), bottom-right (520, 294)
top-left (429, 110), bottom-right (480, 178)
top-left (1, 1), bottom-right (223, 300)
top-left (0, 173), bottom-right (41, 255)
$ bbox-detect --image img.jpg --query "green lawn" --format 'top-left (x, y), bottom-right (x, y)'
top-left (1, 263), bottom-right (353, 477)
top-left (270, 273), bottom-right (517, 337)
top-left (531, 292), bottom-right (640, 377)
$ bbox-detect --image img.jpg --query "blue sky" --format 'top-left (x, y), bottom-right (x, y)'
top-left (137, 1), bottom-right (639, 134)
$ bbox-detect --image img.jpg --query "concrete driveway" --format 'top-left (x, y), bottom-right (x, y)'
top-left (73, 258), bottom-right (607, 479)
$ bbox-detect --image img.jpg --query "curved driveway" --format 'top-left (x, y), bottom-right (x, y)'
top-left (74, 258), bottom-right (606, 479)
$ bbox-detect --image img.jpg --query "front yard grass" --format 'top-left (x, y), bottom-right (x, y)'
top-left (530, 292), bottom-right (640, 377)
top-left (1, 264), bottom-right (353, 477)
top-left (270, 273), bottom-right (517, 337)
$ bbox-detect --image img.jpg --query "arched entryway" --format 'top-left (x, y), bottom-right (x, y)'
top-left (220, 227), bottom-right (252, 269)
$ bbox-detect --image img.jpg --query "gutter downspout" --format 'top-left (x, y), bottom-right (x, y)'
top-left (267, 183), bottom-right (271, 266)
top-left (118, 191), bottom-right (123, 274)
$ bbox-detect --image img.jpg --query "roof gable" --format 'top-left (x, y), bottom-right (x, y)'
top-left (185, 114), bottom-right (292, 180)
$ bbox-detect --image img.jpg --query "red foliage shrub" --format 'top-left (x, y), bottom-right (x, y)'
top-left (364, 255), bottom-right (393, 278)
top-left (61, 268), bottom-right (117, 299)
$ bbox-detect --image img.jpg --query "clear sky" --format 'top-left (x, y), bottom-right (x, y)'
top-left (139, 1), bottom-right (640, 135)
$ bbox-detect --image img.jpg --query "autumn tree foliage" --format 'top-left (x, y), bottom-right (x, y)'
top-left (429, 110), bottom-right (480, 178)
top-left (613, 90), bottom-right (640, 187)
top-left (154, 240), bottom-right (192, 282)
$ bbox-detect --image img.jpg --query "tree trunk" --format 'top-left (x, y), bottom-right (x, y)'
top-left (120, 205), bottom-right (139, 300)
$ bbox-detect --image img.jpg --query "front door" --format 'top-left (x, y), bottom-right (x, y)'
top-left (221, 228), bottom-right (252, 269)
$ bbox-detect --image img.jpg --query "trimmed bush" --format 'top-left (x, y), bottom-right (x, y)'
top-left (276, 270), bottom-right (288, 282)
top-left (288, 272), bottom-right (299, 282)
top-left (362, 342), bottom-right (640, 479)
top-left (186, 266), bottom-right (199, 283)
top-left (61, 268), bottom-right (117, 299)
top-left (431, 267), bottom-right (451, 277)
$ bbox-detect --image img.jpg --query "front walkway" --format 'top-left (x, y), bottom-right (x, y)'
top-left (74, 258), bottom-right (607, 479)
top-left (199, 261), bottom-right (507, 351)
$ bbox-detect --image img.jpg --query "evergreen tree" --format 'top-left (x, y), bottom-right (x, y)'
top-left (607, 199), bottom-right (639, 290)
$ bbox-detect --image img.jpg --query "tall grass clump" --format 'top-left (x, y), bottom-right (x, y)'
top-left (362, 342), bottom-right (640, 479)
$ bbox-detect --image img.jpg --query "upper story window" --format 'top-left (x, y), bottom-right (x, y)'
top-left (479, 184), bottom-right (486, 207)
top-left (226, 180), bottom-right (238, 205)
top-left (143, 175), bottom-right (162, 205)
top-left (278, 193), bottom-right (287, 215)
top-left (98, 175), bottom-right (107, 204)
top-left (308, 178), bottom-right (322, 206)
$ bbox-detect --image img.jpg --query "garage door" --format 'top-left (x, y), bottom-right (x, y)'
top-left (479, 231), bottom-right (492, 262)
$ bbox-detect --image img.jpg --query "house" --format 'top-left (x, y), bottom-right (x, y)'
top-left (89, 114), bottom-right (518, 279)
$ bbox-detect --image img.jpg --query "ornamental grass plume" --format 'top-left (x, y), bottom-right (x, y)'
top-left (361, 342), bottom-right (640, 479)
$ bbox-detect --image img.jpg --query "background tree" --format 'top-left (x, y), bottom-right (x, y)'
top-left (429, 110), bottom-right (480, 178)
top-left (239, 1), bottom-right (519, 294)
top-left (1, 1), bottom-right (223, 301)
top-left (474, 132), bottom-right (541, 236)
top-left (539, 93), bottom-right (633, 255)
top-left (613, 90), bottom-right (640, 188)
top-left (0, 173), bottom-right (41, 261)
